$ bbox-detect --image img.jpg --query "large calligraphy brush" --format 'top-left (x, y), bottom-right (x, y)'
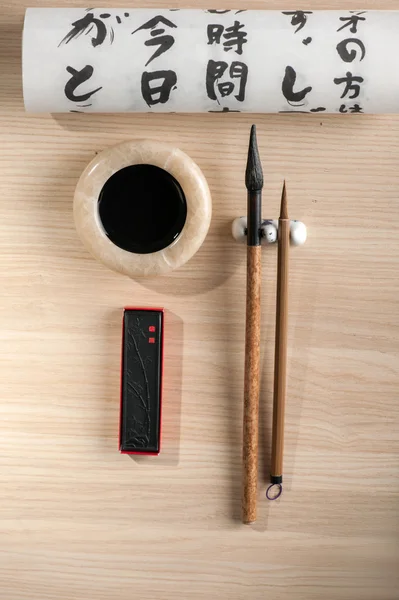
top-left (242, 125), bottom-right (263, 524)
top-left (267, 181), bottom-right (289, 501)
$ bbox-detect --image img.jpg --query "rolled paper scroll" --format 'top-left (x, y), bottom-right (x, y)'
top-left (23, 8), bottom-right (399, 114)
top-left (73, 140), bottom-right (212, 277)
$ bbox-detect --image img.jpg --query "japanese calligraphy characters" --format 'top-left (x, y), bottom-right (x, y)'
top-left (283, 11), bottom-right (313, 44)
top-left (207, 21), bottom-right (248, 55)
top-left (141, 70), bottom-right (177, 107)
top-left (335, 11), bottom-right (366, 113)
top-left (282, 66), bottom-right (312, 106)
top-left (132, 16), bottom-right (177, 66)
top-left (132, 15), bottom-right (177, 107)
top-left (23, 9), bottom-right (399, 114)
top-left (206, 15), bottom-right (248, 111)
top-left (64, 65), bottom-right (102, 104)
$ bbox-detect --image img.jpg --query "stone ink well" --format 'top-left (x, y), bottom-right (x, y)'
top-left (74, 140), bottom-right (212, 277)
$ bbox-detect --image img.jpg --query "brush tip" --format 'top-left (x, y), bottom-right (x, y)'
top-left (245, 124), bottom-right (264, 192)
top-left (280, 180), bottom-right (288, 219)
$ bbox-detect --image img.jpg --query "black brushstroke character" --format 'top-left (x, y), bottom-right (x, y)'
top-left (64, 65), bottom-right (102, 103)
top-left (206, 60), bottom-right (248, 103)
top-left (339, 104), bottom-right (363, 113)
top-left (132, 16), bottom-right (177, 67)
top-left (282, 66), bottom-right (312, 106)
top-left (116, 13), bottom-right (130, 24)
top-left (206, 9), bottom-right (246, 14)
top-left (207, 24), bottom-right (224, 45)
top-left (141, 70), bottom-right (177, 106)
top-left (133, 15), bottom-right (177, 31)
top-left (223, 21), bottom-right (248, 55)
top-left (59, 12), bottom-right (111, 47)
top-left (282, 11), bottom-right (312, 33)
top-left (334, 72), bottom-right (364, 99)
top-left (209, 107), bottom-right (241, 113)
top-left (207, 20), bottom-right (248, 55)
top-left (336, 38), bottom-right (366, 63)
top-left (337, 12), bottom-right (366, 34)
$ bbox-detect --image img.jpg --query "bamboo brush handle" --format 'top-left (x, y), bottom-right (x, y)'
top-left (271, 218), bottom-right (290, 482)
top-left (243, 245), bottom-right (262, 524)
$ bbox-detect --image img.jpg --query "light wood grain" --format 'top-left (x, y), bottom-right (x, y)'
top-left (1, 1), bottom-right (399, 599)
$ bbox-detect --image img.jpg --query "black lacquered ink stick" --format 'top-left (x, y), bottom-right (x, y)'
top-left (120, 308), bottom-right (164, 455)
top-left (243, 124), bottom-right (264, 524)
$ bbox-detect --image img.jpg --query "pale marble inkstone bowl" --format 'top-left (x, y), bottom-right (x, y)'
top-left (74, 140), bottom-right (212, 277)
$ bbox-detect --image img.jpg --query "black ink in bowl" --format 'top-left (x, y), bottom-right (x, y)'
top-left (98, 164), bottom-right (187, 254)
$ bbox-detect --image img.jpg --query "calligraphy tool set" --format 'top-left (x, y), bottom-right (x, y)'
top-left (22, 6), bottom-right (399, 523)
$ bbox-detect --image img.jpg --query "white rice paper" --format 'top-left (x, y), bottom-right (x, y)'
top-left (22, 8), bottom-right (399, 114)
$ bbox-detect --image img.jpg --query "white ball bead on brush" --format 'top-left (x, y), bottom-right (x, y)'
top-left (261, 221), bottom-right (278, 244)
top-left (232, 218), bottom-right (307, 246)
top-left (290, 220), bottom-right (307, 246)
top-left (231, 216), bottom-right (247, 244)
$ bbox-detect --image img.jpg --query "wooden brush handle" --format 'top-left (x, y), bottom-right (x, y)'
top-left (271, 219), bottom-right (290, 482)
top-left (243, 245), bottom-right (261, 524)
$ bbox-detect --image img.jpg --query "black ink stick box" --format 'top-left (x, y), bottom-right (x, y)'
top-left (119, 308), bottom-right (164, 455)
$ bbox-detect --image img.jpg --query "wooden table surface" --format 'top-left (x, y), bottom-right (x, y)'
top-left (1, 1), bottom-right (399, 599)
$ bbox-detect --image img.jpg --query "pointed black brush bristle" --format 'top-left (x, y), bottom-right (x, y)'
top-left (245, 124), bottom-right (264, 192)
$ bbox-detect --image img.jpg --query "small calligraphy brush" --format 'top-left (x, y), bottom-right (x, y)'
top-left (242, 125), bottom-right (263, 524)
top-left (267, 181), bottom-right (289, 501)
